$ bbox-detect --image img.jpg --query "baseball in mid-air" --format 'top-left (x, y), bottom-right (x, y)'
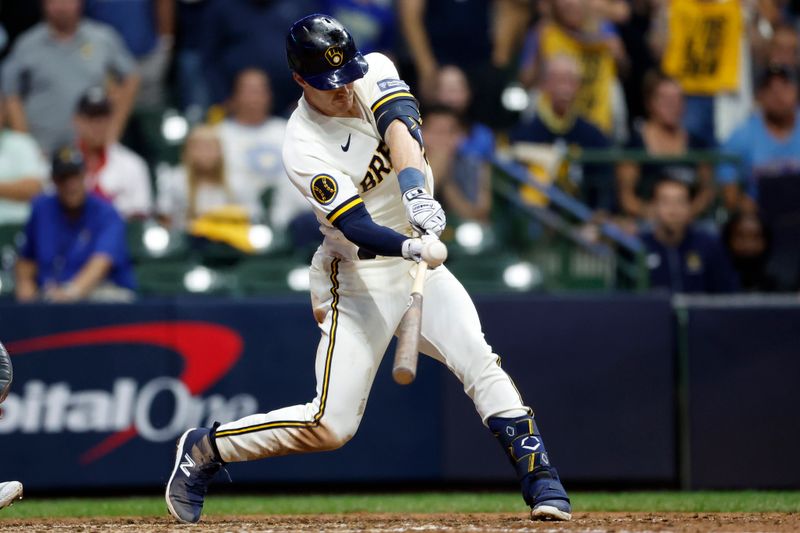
top-left (424, 240), bottom-right (448, 267)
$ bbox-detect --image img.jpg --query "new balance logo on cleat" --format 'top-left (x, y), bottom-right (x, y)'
top-left (180, 453), bottom-right (195, 476)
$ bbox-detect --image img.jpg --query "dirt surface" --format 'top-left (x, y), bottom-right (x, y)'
top-left (1, 513), bottom-right (798, 532)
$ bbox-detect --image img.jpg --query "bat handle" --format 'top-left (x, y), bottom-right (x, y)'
top-left (411, 260), bottom-right (428, 294)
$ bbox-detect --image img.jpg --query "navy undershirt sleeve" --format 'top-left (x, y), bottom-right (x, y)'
top-left (333, 203), bottom-right (406, 257)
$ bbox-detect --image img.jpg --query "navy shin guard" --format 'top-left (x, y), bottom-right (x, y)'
top-left (488, 415), bottom-right (570, 508)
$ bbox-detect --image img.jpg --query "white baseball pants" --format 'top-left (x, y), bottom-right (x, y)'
top-left (214, 253), bottom-right (528, 462)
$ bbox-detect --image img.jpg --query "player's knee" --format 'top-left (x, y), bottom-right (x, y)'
top-left (317, 415), bottom-right (360, 451)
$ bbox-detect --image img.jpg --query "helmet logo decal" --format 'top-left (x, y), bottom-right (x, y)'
top-left (325, 46), bottom-right (344, 67)
top-left (311, 174), bottom-right (339, 205)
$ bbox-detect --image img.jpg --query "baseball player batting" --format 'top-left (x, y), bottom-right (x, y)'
top-left (166, 14), bottom-right (571, 524)
top-left (0, 341), bottom-right (23, 510)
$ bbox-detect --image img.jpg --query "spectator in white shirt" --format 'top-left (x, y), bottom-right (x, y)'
top-left (75, 86), bottom-right (153, 219)
top-left (0, 96), bottom-right (48, 225)
top-left (218, 68), bottom-right (310, 231)
top-left (157, 124), bottom-right (240, 230)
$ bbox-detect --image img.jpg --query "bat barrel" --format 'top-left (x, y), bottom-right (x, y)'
top-left (392, 292), bottom-right (423, 385)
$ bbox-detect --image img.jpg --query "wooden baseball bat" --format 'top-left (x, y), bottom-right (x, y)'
top-left (392, 260), bottom-right (428, 385)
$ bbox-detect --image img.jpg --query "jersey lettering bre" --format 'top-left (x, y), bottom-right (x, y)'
top-left (282, 53), bottom-right (433, 260)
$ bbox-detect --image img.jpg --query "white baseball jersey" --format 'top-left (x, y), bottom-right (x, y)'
top-left (282, 52), bottom-right (434, 260)
top-left (214, 52), bottom-right (530, 465)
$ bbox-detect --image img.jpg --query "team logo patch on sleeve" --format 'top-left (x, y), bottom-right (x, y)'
top-left (311, 174), bottom-right (339, 205)
top-left (377, 78), bottom-right (410, 92)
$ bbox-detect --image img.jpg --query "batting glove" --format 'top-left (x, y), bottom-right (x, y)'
top-left (402, 188), bottom-right (446, 237)
top-left (402, 235), bottom-right (448, 268)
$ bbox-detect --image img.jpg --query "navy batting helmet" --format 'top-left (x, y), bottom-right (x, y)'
top-left (286, 14), bottom-right (368, 90)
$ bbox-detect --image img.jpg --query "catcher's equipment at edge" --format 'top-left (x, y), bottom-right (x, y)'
top-left (0, 341), bottom-right (11, 405)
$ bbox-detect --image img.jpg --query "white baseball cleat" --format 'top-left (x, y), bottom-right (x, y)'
top-left (0, 481), bottom-right (23, 510)
top-left (531, 502), bottom-right (572, 521)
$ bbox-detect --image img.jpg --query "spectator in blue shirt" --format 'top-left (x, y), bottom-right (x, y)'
top-left (15, 146), bottom-right (136, 303)
top-left (641, 178), bottom-right (739, 293)
top-left (511, 55), bottom-right (615, 212)
top-left (718, 64), bottom-right (800, 214)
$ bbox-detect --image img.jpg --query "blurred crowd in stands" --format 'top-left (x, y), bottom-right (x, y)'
top-left (0, 0), bottom-right (799, 301)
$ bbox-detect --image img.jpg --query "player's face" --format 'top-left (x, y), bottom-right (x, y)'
top-left (653, 182), bottom-right (691, 234)
top-left (294, 73), bottom-right (358, 117)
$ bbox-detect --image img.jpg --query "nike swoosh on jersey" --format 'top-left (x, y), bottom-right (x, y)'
top-left (341, 134), bottom-right (351, 152)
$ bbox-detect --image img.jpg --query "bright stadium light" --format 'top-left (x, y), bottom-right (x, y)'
top-left (162, 111), bottom-right (189, 143)
top-left (455, 222), bottom-right (484, 253)
top-left (184, 266), bottom-right (214, 293)
top-left (501, 85), bottom-right (530, 112)
top-left (248, 224), bottom-right (273, 251)
top-left (143, 225), bottom-right (170, 255)
top-left (287, 266), bottom-right (310, 292)
top-left (503, 262), bottom-right (541, 291)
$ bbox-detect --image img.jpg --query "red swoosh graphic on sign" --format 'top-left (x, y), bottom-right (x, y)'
top-left (6, 322), bottom-right (243, 464)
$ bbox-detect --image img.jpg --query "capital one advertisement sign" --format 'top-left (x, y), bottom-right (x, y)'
top-left (1, 323), bottom-right (256, 462)
top-left (0, 301), bottom-right (441, 489)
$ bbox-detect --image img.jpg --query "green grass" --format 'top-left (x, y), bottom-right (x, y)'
top-left (2, 492), bottom-right (799, 519)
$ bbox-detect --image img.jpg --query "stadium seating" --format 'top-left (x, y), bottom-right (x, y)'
top-left (234, 257), bottom-right (311, 295)
top-left (135, 261), bottom-right (232, 296)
